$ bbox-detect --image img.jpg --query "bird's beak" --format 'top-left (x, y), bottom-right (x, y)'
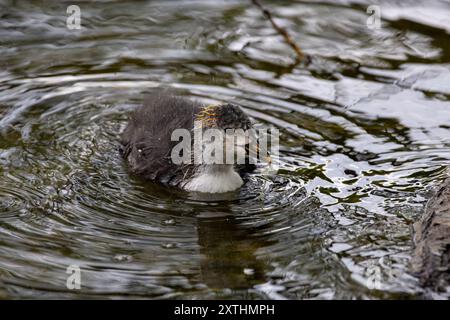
top-left (256, 142), bottom-right (272, 164)
top-left (224, 131), bottom-right (272, 165)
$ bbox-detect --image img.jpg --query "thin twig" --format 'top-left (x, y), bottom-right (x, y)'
top-left (251, 0), bottom-right (304, 61)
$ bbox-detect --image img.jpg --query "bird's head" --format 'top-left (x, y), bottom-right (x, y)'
top-left (196, 103), bottom-right (251, 131)
top-left (195, 103), bottom-right (270, 166)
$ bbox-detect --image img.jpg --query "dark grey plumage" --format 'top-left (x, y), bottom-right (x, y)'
top-left (120, 93), bottom-right (255, 189)
top-left (215, 104), bottom-right (252, 131)
top-left (412, 177), bottom-right (450, 293)
top-left (120, 94), bottom-right (198, 186)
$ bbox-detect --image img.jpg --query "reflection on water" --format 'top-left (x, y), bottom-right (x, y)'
top-left (0, 0), bottom-right (450, 299)
top-left (197, 214), bottom-right (267, 290)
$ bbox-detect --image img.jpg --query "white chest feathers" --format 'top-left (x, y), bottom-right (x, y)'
top-left (183, 165), bottom-right (243, 193)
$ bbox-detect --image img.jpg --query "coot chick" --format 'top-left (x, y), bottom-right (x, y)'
top-left (120, 93), bottom-right (257, 193)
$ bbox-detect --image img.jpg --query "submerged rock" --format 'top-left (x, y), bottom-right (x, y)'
top-left (412, 178), bottom-right (450, 293)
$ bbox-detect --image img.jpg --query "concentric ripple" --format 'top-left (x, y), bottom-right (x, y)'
top-left (0, 0), bottom-right (450, 299)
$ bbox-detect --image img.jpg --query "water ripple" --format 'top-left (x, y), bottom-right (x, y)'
top-left (0, 0), bottom-right (449, 299)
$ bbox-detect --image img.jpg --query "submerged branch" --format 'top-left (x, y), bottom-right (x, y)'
top-left (251, 0), bottom-right (305, 62)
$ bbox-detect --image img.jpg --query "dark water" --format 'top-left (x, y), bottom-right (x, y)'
top-left (1, 0), bottom-right (450, 299)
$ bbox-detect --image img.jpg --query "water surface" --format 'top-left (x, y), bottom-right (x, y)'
top-left (1, 0), bottom-right (450, 299)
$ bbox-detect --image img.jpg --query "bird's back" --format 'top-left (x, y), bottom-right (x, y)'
top-left (120, 94), bottom-right (201, 185)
